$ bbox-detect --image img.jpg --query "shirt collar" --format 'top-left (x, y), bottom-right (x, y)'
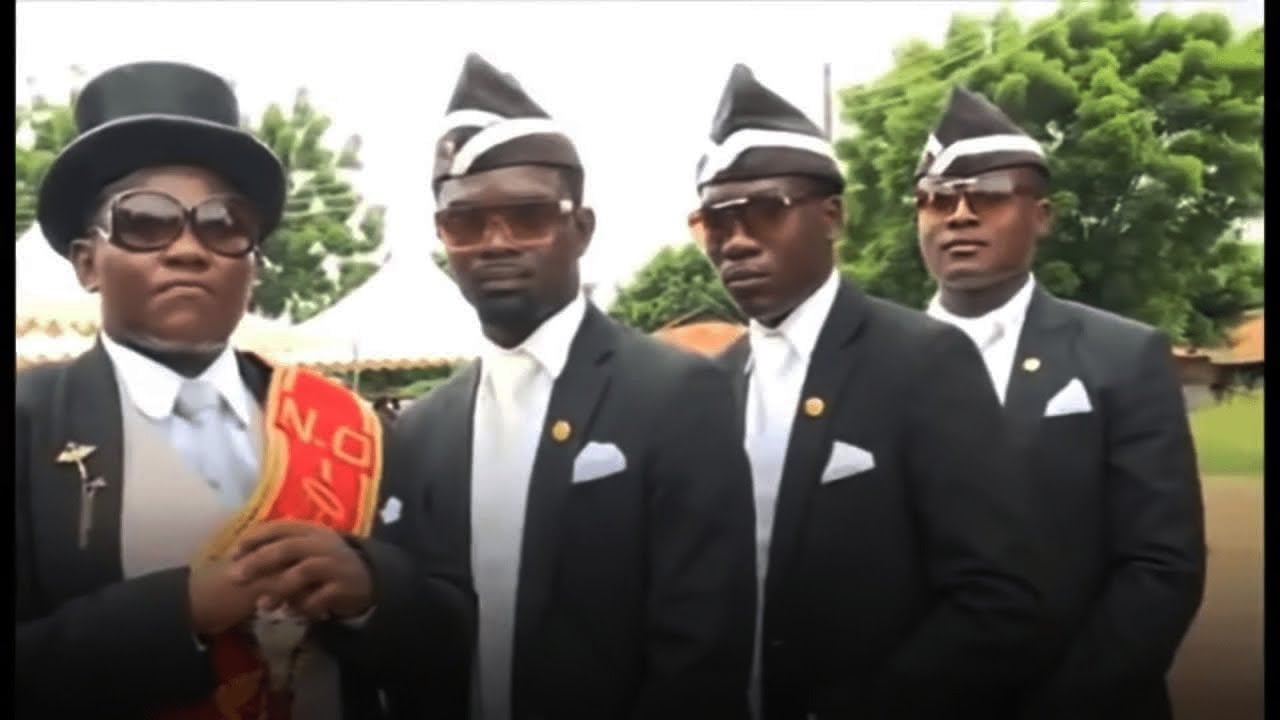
top-left (927, 274), bottom-right (1036, 337)
top-left (99, 332), bottom-right (252, 426)
top-left (481, 291), bottom-right (588, 382)
top-left (746, 268), bottom-right (841, 373)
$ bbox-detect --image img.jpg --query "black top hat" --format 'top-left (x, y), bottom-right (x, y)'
top-left (696, 64), bottom-right (843, 190)
top-left (915, 86), bottom-right (1047, 179)
top-left (36, 61), bottom-right (287, 256)
top-left (432, 53), bottom-right (580, 193)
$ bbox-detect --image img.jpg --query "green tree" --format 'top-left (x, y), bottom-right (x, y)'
top-left (836, 0), bottom-right (1263, 345)
top-left (15, 80), bottom-right (79, 239)
top-left (249, 89), bottom-right (383, 321)
top-left (608, 243), bottom-right (742, 332)
top-left (14, 82), bottom-right (384, 322)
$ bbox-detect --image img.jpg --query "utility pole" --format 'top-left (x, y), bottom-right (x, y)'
top-left (822, 61), bottom-right (833, 140)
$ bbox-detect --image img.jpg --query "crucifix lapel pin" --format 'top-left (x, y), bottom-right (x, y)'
top-left (56, 441), bottom-right (105, 549)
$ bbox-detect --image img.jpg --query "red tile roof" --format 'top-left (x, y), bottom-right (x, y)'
top-left (1174, 310), bottom-right (1264, 365)
top-left (652, 321), bottom-right (746, 357)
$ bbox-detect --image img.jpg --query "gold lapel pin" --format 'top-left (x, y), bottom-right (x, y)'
top-left (803, 397), bottom-right (826, 418)
top-left (551, 420), bottom-right (572, 443)
top-left (1022, 357), bottom-right (1042, 373)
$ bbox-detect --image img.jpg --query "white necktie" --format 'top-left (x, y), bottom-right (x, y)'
top-left (747, 330), bottom-right (797, 442)
top-left (473, 350), bottom-right (541, 720)
top-left (965, 318), bottom-right (1011, 405)
top-left (173, 379), bottom-right (255, 508)
top-left (745, 329), bottom-right (797, 720)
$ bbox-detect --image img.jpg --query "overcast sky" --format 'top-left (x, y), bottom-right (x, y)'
top-left (15, 0), bottom-right (1263, 307)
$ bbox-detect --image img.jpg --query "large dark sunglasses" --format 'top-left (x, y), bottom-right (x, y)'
top-left (95, 190), bottom-right (263, 257)
top-left (435, 198), bottom-right (575, 250)
top-left (688, 194), bottom-right (827, 249)
top-left (914, 174), bottom-right (1040, 217)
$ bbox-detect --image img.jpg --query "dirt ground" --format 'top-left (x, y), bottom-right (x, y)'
top-left (1168, 477), bottom-right (1264, 720)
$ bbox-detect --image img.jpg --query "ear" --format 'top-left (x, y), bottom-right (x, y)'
top-left (242, 254), bottom-right (260, 307)
top-left (822, 195), bottom-right (845, 243)
top-left (572, 206), bottom-right (596, 258)
top-left (1034, 197), bottom-right (1053, 238)
top-left (68, 238), bottom-right (102, 293)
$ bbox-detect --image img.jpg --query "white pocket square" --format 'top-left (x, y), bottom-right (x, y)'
top-left (572, 442), bottom-right (628, 483)
top-left (1044, 378), bottom-right (1093, 417)
top-left (379, 496), bottom-right (402, 525)
top-left (821, 441), bottom-right (876, 483)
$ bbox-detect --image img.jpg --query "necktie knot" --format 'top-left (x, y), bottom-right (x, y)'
top-left (487, 350), bottom-right (540, 398)
top-left (751, 327), bottom-right (795, 379)
top-left (175, 380), bottom-right (223, 421)
top-left (980, 320), bottom-right (1005, 352)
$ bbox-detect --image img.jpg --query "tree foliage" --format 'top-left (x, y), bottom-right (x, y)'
top-left (15, 80), bottom-right (384, 322)
top-left (836, 0), bottom-right (1263, 344)
top-left (243, 89), bottom-right (383, 321)
top-left (15, 82), bottom-right (78, 239)
top-left (608, 243), bottom-right (742, 332)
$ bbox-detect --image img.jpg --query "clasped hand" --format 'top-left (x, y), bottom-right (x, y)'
top-left (188, 520), bottom-right (375, 636)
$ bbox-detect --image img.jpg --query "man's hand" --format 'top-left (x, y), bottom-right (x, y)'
top-left (188, 560), bottom-right (272, 636)
top-left (231, 520), bottom-right (375, 622)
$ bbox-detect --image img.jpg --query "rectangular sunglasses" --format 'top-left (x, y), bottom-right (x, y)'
top-left (914, 174), bottom-right (1040, 216)
top-left (435, 198), bottom-right (575, 250)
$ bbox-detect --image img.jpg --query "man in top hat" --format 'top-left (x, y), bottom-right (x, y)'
top-left (914, 86), bottom-right (1205, 720)
top-left (388, 53), bottom-right (757, 720)
top-left (15, 61), bottom-right (473, 719)
top-left (694, 65), bottom-right (1049, 719)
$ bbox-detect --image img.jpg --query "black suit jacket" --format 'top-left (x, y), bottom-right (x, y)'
top-left (14, 342), bottom-right (474, 719)
top-left (717, 280), bottom-right (1048, 720)
top-left (388, 304), bottom-right (757, 720)
top-left (1004, 289), bottom-right (1205, 720)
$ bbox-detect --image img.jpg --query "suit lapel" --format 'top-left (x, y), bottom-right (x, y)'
top-left (35, 347), bottom-right (284, 602)
top-left (514, 305), bottom-right (615, 658)
top-left (443, 361), bottom-right (482, 573)
top-left (235, 350), bottom-right (273, 405)
top-left (1003, 288), bottom-right (1081, 442)
top-left (765, 281), bottom-right (869, 602)
top-left (718, 335), bottom-right (751, 413)
top-left (35, 342), bottom-right (126, 600)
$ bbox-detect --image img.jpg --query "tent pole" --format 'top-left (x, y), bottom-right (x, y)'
top-left (352, 341), bottom-right (361, 393)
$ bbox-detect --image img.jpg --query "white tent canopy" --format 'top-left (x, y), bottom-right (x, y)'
top-left (288, 241), bottom-right (485, 370)
top-left (16, 224), bottom-right (99, 335)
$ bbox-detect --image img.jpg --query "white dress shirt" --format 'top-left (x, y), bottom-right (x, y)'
top-left (744, 268), bottom-right (840, 718)
top-left (927, 275), bottom-right (1036, 405)
top-left (100, 332), bottom-right (260, 505)
top-left (470, 291), bottom-right (587, 720)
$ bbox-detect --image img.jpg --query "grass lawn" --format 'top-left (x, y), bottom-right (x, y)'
top-left (1190, 390), bottom-right (1264, 477)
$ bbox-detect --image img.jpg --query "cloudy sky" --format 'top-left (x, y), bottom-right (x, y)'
top-left (16, 0), bottom-right (1263, 308)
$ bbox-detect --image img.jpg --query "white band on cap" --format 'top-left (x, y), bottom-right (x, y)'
top-left (438, 109), bottom-right (505, 135)
top-left (924, 134), bottom-right (944, 157)
top-left (928, 133), bottom-right (1044, 175)
top-left (448, 117), bottom-right (569, 176)
top-left (697, 128), bottom-right (837, 186)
